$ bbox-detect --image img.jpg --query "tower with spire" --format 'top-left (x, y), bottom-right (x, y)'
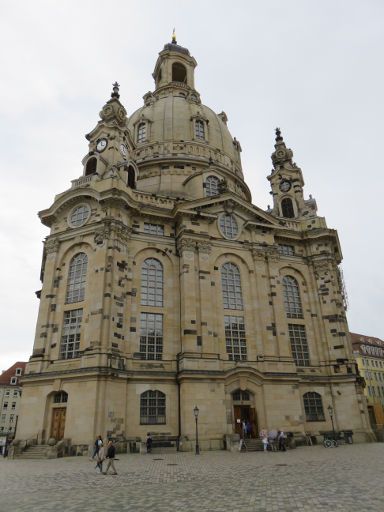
top-left (14, 37), bottom-right (371, 457)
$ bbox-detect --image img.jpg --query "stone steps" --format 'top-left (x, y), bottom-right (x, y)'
top-left (242, 439), bottom-right (264, 451)
top-left (17, 445), bottom-right (50, 459)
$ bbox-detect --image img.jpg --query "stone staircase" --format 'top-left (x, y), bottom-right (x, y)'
top-left (16, 444), bottom-right (50, 459)
top-left (242, 439), bottom-right (264, 451)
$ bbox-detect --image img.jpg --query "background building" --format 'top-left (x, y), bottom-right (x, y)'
top-left (0, 362), bottom-right (26, 454)
top-left (351, 333), bottom-right (384, 429)
top-left (15, 38), bottom-right (371, 453)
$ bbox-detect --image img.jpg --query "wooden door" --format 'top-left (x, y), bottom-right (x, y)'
top-left (51, 407), bottom-right (66, 440)
top-left (250, 407), bottom-right (258, 438)
top-left (233, 405), bottom-right (242, 436)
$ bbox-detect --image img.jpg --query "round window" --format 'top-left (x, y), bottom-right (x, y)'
top-left (69, 204), bottom-right (90, 228)
top-left (219, 214), bottom-right (239, 239)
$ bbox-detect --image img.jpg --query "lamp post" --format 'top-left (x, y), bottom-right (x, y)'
top-left (327, 404), bottom-right (336, 440)
top-left (193, 405), bottom-right (200, 455)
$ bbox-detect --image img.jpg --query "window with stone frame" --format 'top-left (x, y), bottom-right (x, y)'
top-left (140, 390), bottom-right (166, 424)
top-left (205, 175), bottom-right (220, 197)
top-left (9, 414), bottom-right (14, 423)
top-left (283, 275), bottom-right (303, 318)
top-left (219, 214), bottom-right (239, 239)
top-left (143, 223), bottom-right (164, 235)
top-left (195, 119), bottom-right (205, 140)
top-left (288, 324), bottom-right (310, 366)
top-left (69, 204), bottom-right (90, 227)
top-left (281, 197), bottom-right (295, 218)
top-left (221, 262), bottom-right (243, 310)
top-left (10, 377), bottom-right (17, 385)
top-left (15, 368), bottom-right (22, 376)
top-left (278, 244), bottom-right (295, 256)
top-left (3, 402), bottom-right (8, 410)
top-left (66, 253), bottom-right (88, 304)
top-left (141, 258), bottom-right (163, 307)
top-left (225, 316), bottom-right (247, 361)
top-left (137, 122), bottom-right (147, 143)
top-left (140, 313), bottom-right (163, 360)
top-left (60, 309), bottom-right (82, 359)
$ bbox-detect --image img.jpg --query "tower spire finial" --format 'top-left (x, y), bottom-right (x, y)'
top-left (111, 81), bottom-right (120, 99)
top-left (172, 28), bottom-right (177, 44)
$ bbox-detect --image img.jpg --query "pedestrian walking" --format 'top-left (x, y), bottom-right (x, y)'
top-left (278, 430), bottom-right (287, 451)
top-left (95, 443), bottom-right (105, 473)
top-left (92, 435), bottom-right (103, 459)
top-left (246, 421), bottom-right (252, 438)
top-left (103, 440), bottom-right (118, 475)
top-left (146, 433), bottom-right (153, 454)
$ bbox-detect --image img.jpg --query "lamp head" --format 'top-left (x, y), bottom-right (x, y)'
top-left (193, 405), bottom-right (199, 418)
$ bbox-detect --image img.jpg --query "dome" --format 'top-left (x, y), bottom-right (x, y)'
top-left (125, 41), bottom-right (250, 202)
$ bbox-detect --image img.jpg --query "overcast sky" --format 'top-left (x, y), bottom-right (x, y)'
top-left (1, 0), bottom-right (383, 371)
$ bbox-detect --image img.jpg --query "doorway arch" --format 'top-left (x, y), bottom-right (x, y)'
top-left (232, 389), bottom-right (258, 438)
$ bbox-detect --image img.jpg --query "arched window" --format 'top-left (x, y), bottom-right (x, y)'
top-left (53, 391), bottom-right (68, 404)
top-left (85, 157), bottom-right (97, 176)
top-left (172, 62), bottom-right (187, 83)
top-left (283, 275), bottom-right (303, 318)
top-left (221, 263), bottom-right (243, 310)
top-left (66, 253), bottom-right (88, 303)
top-left (205, 175), bottom-right (220, 197)
top-left (137, 122), bottom-right (146, 143)
top-left (127, 166), bottom-right (136, 189)
top-left (195, 120), bottom-right (205, 140)
top-left (303, 392), bottom-right (325, 421)
top-left (141, 258), bottom-right (163, 307)
top-left (140, 390), bottom-right (166, 424)
top-left (281, 198), bottom-right (295, 218)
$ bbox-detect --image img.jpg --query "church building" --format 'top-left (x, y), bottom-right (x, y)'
top-left (16, 36), bottom-right (372, 452)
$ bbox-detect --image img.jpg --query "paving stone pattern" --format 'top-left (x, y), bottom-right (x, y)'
top-left (1, 444), bottom-right (383, 511)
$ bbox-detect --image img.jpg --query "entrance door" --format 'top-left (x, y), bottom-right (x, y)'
top-left (233, 405), bottom-right (258, 438)
top-left (50, 407), bottom-right (66, 440)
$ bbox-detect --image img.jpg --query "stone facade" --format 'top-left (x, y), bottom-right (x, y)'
top-left (16, 38), bottom-right (372, 452)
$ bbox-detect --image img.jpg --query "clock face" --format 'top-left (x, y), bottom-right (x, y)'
top-left (279, 180), bottom-right (291, 192)
top-left (120, 144), bottom-right (128, 157)
top-left (96, 138), bottom-right (108, 152)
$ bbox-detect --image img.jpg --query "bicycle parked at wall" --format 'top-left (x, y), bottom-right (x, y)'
top-left (323, 430), bottom-right (353, 448)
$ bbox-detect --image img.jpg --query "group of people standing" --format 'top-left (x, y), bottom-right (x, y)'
top-left (260, 429), bottom-right (287, 452)
top-left (92, 435), bottom-right (118, 474)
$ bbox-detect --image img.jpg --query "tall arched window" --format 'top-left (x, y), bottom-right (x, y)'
top-left (172, 62), bottom-right (187, 82)
top-left (66, 253), bottom-right (88, 303)
top-left (205, 175), bottom-right (220, 197)
top-left (221, 263), bottom-right (243, 310)
top-left (283, 275), bottom-right (303, 318)
top-left (141, 258), bottom-right (163, 307)
top-left (85, 157), bottom-right (97, 176)
top-left (195, 120), bottom-right (205, 140)
top-left (137, 122), bottom-right (146, 143)
top-left (281, 198), bottom-right (295, 218)
top-left (127, 166), bottom-right (136, 189)
top-left (140, 390), bottom-right (166, 424)
top-left (303, 392), bottom-right (325, 421)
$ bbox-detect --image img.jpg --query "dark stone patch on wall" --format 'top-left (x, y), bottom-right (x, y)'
top-left (201, 321), bottom-right (207, 326)
top-left (333, 345), bottom-right (344, 349)
top-left (46, 294), bottom-right (56, 299)
top-left (130, 327), bottom-right (136, 332)
top-left (197, 336), bottom-right (202, 346)
top-left (104, 293), bottom-right (111, 298)
top-left (184, 329), bottom-right (197, 335)
top-left (50, 304), bottom-right (56, 311)
top-left (211, 281), bottom-right (215, 286)
top-left (338, 332), bottom-right (346, 337)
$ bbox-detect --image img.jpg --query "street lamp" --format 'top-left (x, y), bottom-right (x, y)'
top-left (193, 405), bottom-right (200, 455)
top-left (327, 404), bottom-right (336, 440)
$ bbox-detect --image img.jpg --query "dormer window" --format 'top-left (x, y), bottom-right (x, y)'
top-left (195, 120), bottom-right (205, 140)
top-left (85, 157), bottom-right (97, 176)
top-left (15, 368), bottom-right (22, 376)
top-left (137, 122), bottom-right (147, 143)
top-left (172, 62), bottom-right (187, 83)
top-left (10, 377), bottom-right (17, 385)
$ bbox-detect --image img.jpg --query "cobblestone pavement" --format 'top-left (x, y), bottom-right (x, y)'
top-left (1, 444), bottom-right (383, 511)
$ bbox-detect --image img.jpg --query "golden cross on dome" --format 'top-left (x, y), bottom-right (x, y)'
top-left (172, 28), bottom-right (177, 44)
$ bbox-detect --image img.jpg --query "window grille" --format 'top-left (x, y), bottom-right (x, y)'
top-left (69, 205), bottom-right (90, 227)
top-left (225, 316), bottom-right (247, 361)
top-left (141, 258), bottom-right (163, 307)
top-left (232, 389), bottom-right (250, 401)
top-left (278, 244), bottom-right (295, 256)
top-left (60, 309), bottom-right (82, 359)
top-left (140, 390), bottom-right (166, 424)
top-left (221, 263), bottom-right (243, 310)
top-left (288, 324), bottom-right (310, 366)
top-left (219, 214), bottom-right (239, 239)
top-left (205, 175), bottom-right (220, 197)
top-left (66, 253), bottom-right (88, 304)
top-left (195, 120), bottom-right (205, 140)
top-left (137, 123), bottom-right (146, 143)
top-left (140, 313), bottom-right (163, 360)
top-left (303, 392), bottom-right (325, 421)
top-left (143, 223), bottom-right (164, 235)
top-left (283, 275), bottom-right (303, 318)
